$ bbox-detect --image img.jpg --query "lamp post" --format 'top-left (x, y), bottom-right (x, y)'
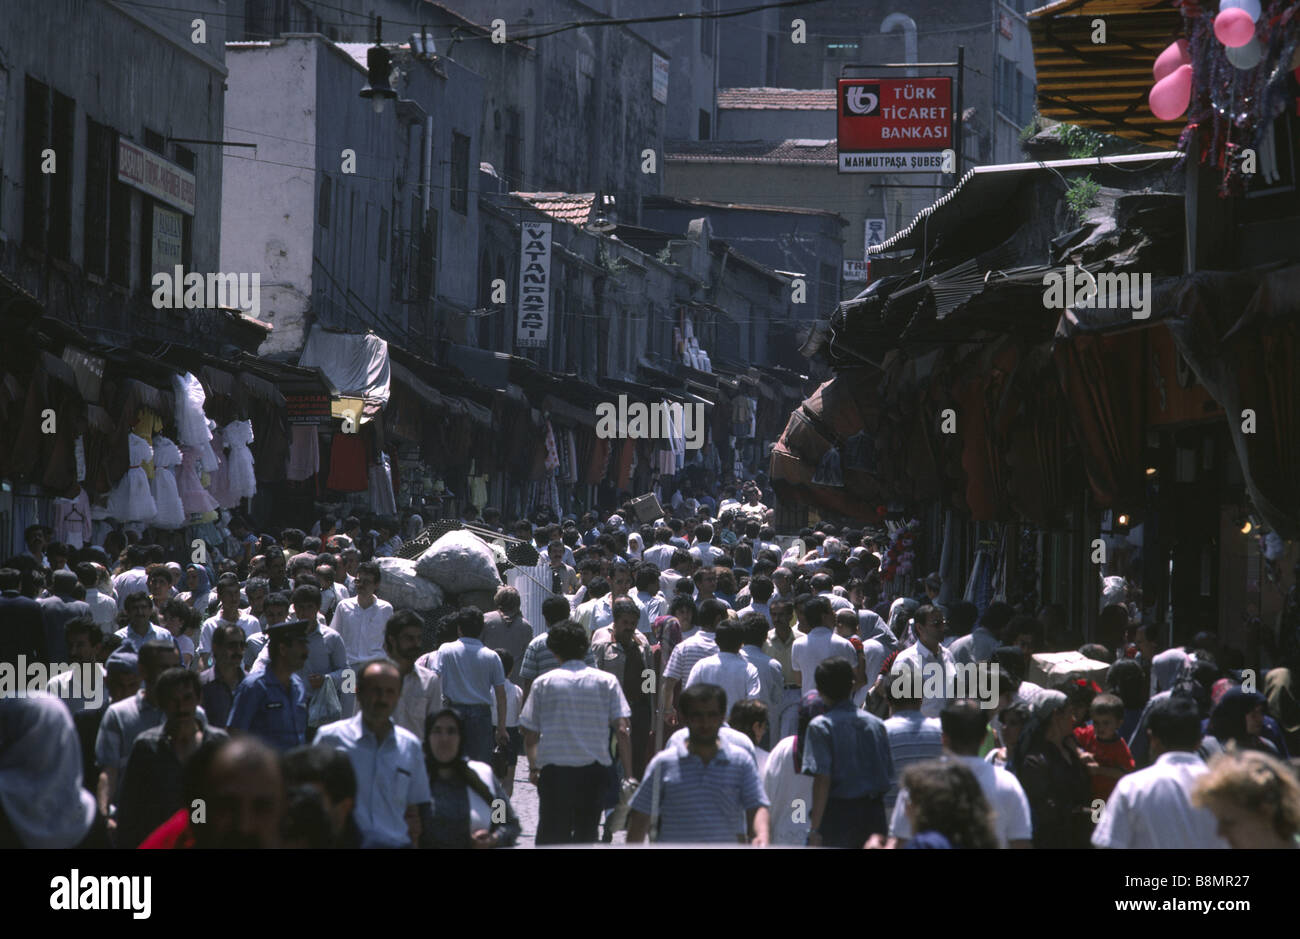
top-left (360, 16), bottom-right (397, 114)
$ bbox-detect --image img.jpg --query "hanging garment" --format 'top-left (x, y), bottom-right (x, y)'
top-left (326, 432), bottom-right (370, 492)
top-left (106, 433), bottom-right (158, 523)
top-left (206, 428), bottom-right (237, 509)
top-left (369, 452), bottom-right (397, 516)
top-left (53, 489), bottom-right (93, 549)
top-left (173, 372), bottom-right (213, 451)
top-left (177, 445), bottom-right (220, 516)
top-left (285, 425), bottom-right (321, 481)
top-left (150, 436), bottom-right (188, 529)
top-left (543, 421), bottom-right (561, 473)
top-left (224, 420), bottom-right (258, 501)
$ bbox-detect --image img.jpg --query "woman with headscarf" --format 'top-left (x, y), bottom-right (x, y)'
top-left (418, 709), bottom-right (520, 849)
top-left (1011, 689), bottom-right (1093, 849)
top-left (1199, 686), bottom-right (1281, 760)
top-left (760, 692), bottom-right (827, 845)
top-left (626, 531), bottom-right (644, 562)
top-left (180, 563), bottom-right (214, 617)
top-left (0, 694), bottom-right (104, 848)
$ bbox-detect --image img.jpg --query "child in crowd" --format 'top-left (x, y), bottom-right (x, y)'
top-left (161, 598), bottom-right (200, 669)
top-left (489, 649), bottom-right (525, 797)
top-left (1074, 693), bottom-right (1135, 800)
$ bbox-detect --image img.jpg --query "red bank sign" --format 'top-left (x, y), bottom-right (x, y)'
top-left (837, 77), bottom-right (953, 173)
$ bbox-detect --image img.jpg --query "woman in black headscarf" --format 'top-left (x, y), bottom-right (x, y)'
top-left (418, 708), bottom-right (520, 849)
top-left (1011, 690), bottom-right (1094, 849)
top-left (1105, 658), bottom-right (1149, 744)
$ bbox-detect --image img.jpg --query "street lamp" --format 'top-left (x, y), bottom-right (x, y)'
top-left (585, 191), bottom-right (617, 234)
top-left (360, 17), bottom-right (397, 115)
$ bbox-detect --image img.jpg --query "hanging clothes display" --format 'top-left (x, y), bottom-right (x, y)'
top-left (206, 427), bottom-right (237, 509)
top-left (224, 420), bottom-right (258, 501)
top-left (177, 445), bottom-right (220, 516)
top-left (369, 451), bottom-right (397, 516)
top-left (150, 436), bottom-right (187, 529)
top-left (173, 372), bottom-right (213, 452)
top-left (106, 433), bottom-right (157, 523)
top-left (285, 425), bottom-right (320, 481)
top-left (326, 432), bottom-right (370, 492)
top-left (53, 487), bottom-right (92, 549)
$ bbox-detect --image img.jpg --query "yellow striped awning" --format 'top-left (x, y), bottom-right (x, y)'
top-left (1030, 0), bottom-right (1187, 144)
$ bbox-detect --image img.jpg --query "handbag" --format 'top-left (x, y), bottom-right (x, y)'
top-left (308, 675), bottom-right (342, 728)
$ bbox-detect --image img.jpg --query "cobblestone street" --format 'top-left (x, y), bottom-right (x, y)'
top-left (506, 755), bottom-right (628, 848)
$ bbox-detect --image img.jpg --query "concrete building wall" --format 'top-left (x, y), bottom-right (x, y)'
top-left (716, 107), bottom-right (835, 141)
top-left (0, 0), bottom-right (229, 345)
top-left (615, 0), bottom-right (715, 142)
top-left (221, 41), bottom-right (317, 358)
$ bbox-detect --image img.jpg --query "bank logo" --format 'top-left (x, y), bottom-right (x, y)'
top-left (843, 84), bottom-right (880, 116)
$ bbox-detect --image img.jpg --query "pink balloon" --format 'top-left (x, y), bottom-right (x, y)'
top-left (1214, 8), bottom-right (1256, 47)
top-left (1153, 39), bottom-right (1191, 82)
top-left (1149, 64), bottom-right (1192, 121)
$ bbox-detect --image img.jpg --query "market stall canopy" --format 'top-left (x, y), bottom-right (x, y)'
top-left (1029, 0), bottom-right (1187, 145)
top-left (298, 326), bottom-right (390, 408)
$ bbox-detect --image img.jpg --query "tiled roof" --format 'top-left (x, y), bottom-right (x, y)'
top-left (665, 138), bottom-right (837, 166)
top-left (717, 87), bottom-right (837, 110)
top-left (512, 192), bottom-right (595, 226)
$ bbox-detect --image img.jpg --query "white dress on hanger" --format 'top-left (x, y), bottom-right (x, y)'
top-left (150, 436), bottom-right (187, 529)
top-left (106, 433), bottom-right (158, 523)
top-left (224, 420), bottom-right (257, 501)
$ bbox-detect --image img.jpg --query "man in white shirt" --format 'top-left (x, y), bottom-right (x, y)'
top-left (632, 565), bottom-right (668, 634)
top-left (520, 620), bottom-right (633, 845)
top-left (789, 596), bottom-right (856, 698)
top-left (660, 599), bottom-right (728, 725)
top-left (640, 527), bottom-right (676, 570)
top-left (198, 577), bottom-right (261, 666)
top-left (587, 563), bottom-right (649, 637)
top-left (76, 563), bottom-right (119, 632)
top-left (1092, 695), bottom-right (1228, 849)
top-left (659, 550), bottom-right (692, 599)
top-left (811, 572), bottom-right (853, 613)
top-left (738, 611), bottom-right (784, 741)
top-left (686, 619), bottom-right (761, 716)
top-left (432, 607), bottom-right (510, 763)
top-left (331, 561), bottom-right (394, 667)
top-left (735, 575), bottom-right (774, 626)
top-left (891, 604), bottom-right (957, 718)
top-left (689, 524), bottom-right (725, 566)
top-left (384, 610), bottom-right (442, 740)
top-left (890, 701), bottom-right (1031, 847)
top-left (111, 547), bottom-right (149, 611)
top-left (44, 616), bottom-right (107, 714)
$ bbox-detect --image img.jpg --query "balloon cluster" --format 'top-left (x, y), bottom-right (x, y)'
top-left (1150, 38), bottom-right (1193, 120)
top-left (1150, 1), bottom-right (1267, 122)
top-left (1214, 0), bottom-right (1265, 69)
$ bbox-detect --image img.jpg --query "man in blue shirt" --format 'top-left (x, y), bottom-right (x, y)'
top-left (803, 657), bottom-right (894, 848)
top-left (314, 659), bottom-right (431, 848)
top-left (626, 683), bottom-right (769, 845)
top-left (228, 620), bottom-right (310, 751)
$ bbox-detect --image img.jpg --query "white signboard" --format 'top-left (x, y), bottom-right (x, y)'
top-left (117, 138), bottom-right (196, 215)
top-left (865, 218), bottom-right (887, 256)
top-left (151, 205), bottom-right (184, 275)
top-left (843, 259), bottom-right (869, 282)
top-left (652, 54), bottom-right (670, 104)
top-left (516, 221), bottom-right (553, 349)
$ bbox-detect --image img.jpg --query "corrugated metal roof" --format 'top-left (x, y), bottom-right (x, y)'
top-left (512, 192), bottom-right (595, 226)
top-left (666, 138), bottom-right (838, 166)
top-left (717, 87), bottom-right (837, 110)
top-left (1030, 0), bottom-right (1187, 144)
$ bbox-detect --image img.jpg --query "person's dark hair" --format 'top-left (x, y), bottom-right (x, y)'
top-left (714, 620), bottom-right (745, 653)
top-left (284, 744), bottom-right (358, 804)
top-left (74, 562), bottom-right (100, 589)
top-left (356, 560), bottom-right (381, 584)
top-left (809, 573), bottom-right (833, 594)
top-left (283, 785), bottom-right (334, 848)
top-left (1147, 694), bottom-right (1204, 751)
top-left (541, 595), bottom-right (571, 627)
top-left (697, 598), bottom-right (728, 631)
top-left (668, 595), bottom-right (696, 620)
top-left (738, 611), bottom-right (769, 647)
top-left (292, 584), bottom-right (322, 610)
top-left (815, 658), bottom-right (854, 702)
top-left (356, 658), bottom-right (401, 694)
top-left (138, 639), bottom-right (177, 677)
top-left (1079, 643), bottom-right (1111, 663)
top-left (634, 565), bottom-right (661, 592)
top-left (265, 591), bottom-right (291, 612)
top-left (422, 709), bottom-right (496, 806)
top-left (679, 682), bottom-right (728, 718)
top-left (546, 620), bottom-right (589, 662)
top-left (694, 523), bottom-right (714, 543)
top-left (493, 647), bottom-right (515, 678)
top-left (798, 595), bottom-right (830, 626)
top-left (980, 601), bottom-right (1016, 640)
top-left (1005, 614), bottom-right (1043, 648)
top-left (1090, 693), bottom-right (1124, 721)
top-left (586, 577), bottom-right (611, 601)
top-left (610, 597), bottom-right (639, 622)
top-left (450, 606), bottom-right (485, 639)
top-left (64, 616), bottom-right (102, 648)
top-left (1106, 659), bottom-right (1149, 711)
top-left (153, 667), bottom-right (202, 707)
top-left (749, 576), bottom-right (774, 604)
top-left (209, 623), bottom-right (244, 652)
top-left (386, 609), bottom-right (424, 643)
top-left (123, 590), bottom-right (153, 611)
top-left (900, 760), bottom-right (999, 849)
top-left (669, 549), bottom-right (692, 571)
top-left (729, 698), bottom-right (768, 735)
top-left (940, 701), bottom-right (990, 754)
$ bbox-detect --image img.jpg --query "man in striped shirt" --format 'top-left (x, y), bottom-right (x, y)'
top-left (520, 620), bottom-right (633, 845)
top-left (882, 661), bottom-right (943, 816)
top-left (519, 597), bottom-right (595, 701)
top-left (659, 599), bottom-right (728, 730)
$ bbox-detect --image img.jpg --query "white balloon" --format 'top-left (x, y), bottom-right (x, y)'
top-left (1220, 0), bottom-right (1262, 22)
top-left (1226, 37), bottom-right (1264, 69)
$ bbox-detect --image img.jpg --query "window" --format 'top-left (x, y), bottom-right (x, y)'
top-left (49, 91), bottom-right (75, 260)
top-left (378, 207), bottom-right (388, 262)
top-left (766, 35), bottom-right (778, 84)
top-left (143, 128), bottom-right (165, 154)
top-left (698, 109), bottom-right (711, 141)
top-left (504, 108), bottom-right (523, 190)
top-left (318, 174), bottom-right (331, 228)
top-left (173, 146), bottom-right (195, 268)
top-left (701, 0), bottom-right (716, 55)
top-left (996, 56), bottom-right (1035, 126)
top-left (826, 42), bottom-right (859, 59)
top-left (108, 141), bottom-right (131, 287)
top-left (84, 118), bottom-right (112, 278)
top-left (451, 132), bottom-right (470, 215)
top-left (0, 68), bottom-right (7, 226)
top-left (23, 76), bottom-right (50, 253)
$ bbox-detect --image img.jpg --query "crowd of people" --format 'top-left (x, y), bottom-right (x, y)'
top-left (3, 481), bottom-right (1300, 850)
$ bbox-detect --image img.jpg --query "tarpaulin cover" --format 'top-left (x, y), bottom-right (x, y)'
top-left (299, 327), bottom-right (390, 406)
